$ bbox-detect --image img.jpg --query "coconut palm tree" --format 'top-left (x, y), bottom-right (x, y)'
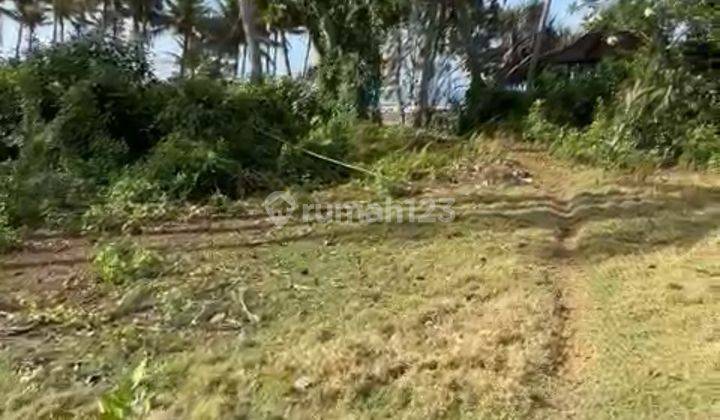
top-left (50, 0), bottom-right (81, 43)
top-left (125, 0), bottom-right (164, 42)
top-left (206, 0), bottom-right (244, 77)
top-left (165, 0), bottom-right (208, 77)
top-left (239, 0), bottom-right (261, 82)
top-left (2, 0), bottom-right (48, 57)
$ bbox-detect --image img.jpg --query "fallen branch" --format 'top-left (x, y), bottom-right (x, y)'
top-left (235, 288), bottom-right (260, 324)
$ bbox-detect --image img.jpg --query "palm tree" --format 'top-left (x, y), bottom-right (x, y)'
top-left (23, 0), bottom-right (47, 52)
top-left (165, 0), bottom-right (208, 77)
top-left (125, 0), bottom-right (164, 43)
top-left (50, 0), bottom-right (80, 43)
top-left (238, 0), bottom-right (260, 82)
top-left (2, 0), bottom-right (47, 57)
top-left (210, 0), bottom-right (244, 77)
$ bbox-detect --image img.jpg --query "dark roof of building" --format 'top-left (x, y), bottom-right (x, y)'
top-left (503, 31), bottom-right (642, 84)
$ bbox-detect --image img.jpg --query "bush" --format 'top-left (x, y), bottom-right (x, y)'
top-left (523, 100), bottom-right (564, 144)
top-left (0, 197), bottom-right (18, 253)
top-left (679, 124), bottom-right (720, 169)
top-left (461, 85), bottom-right (530, 132)
top-left (82, 177), bottom-right (172, 234)
top-left (2, 130), bottom-right (96, 228)
top-left (533, 61), bottom-right (628, 128)
top-left (157, 78), bottom-right (298, 171)
top-left (279, 113), bottom-right (355, 185)
top-left (17, 34), bottom-right (151, 123)
top-left (141, 134), bottom-right (244, 200)
top-left (526, 54), bottom-right (720, 169)
top-left (93, 239), bottom-right (163, 285)
top-left (0, 67), bottom-right (22, 161)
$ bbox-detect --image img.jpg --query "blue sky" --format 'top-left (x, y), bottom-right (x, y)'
top-left (1, 0), bottom-right (584, 78)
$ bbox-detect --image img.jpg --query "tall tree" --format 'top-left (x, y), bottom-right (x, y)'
top-left (203, 0), bottom-right (244, 77)
top-left (282, 0), bottom-right (404, 120)
top-left (239, 0), bottom-right (261, 82)
top-left (50, 0), bottom-right (80, 43)
top-left (125, 0), bottom-right (165, 43)
top-left (527, 0), bottom-right (552, 86)
top-left (3, 0), bottom-right (48, 56)
top-left (166, 0), bottom-right (208, 77)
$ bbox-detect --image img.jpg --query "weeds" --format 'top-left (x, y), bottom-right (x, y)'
top-left (83, 178), bottom-right (174, 234)
top-left (0, 200), bottom-right (18, 253)
top-left (98, 359), bottom-right (152, 419)
top-left (93, 240), bottom-right (163, 285)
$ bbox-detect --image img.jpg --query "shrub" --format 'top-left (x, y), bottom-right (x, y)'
top-left (679, 124), bottom-right (720, 169)
top-left (157, 79), bottom-right (292, 171)
top-left (460, 85), bottom-right (530, 132)
top-left (98, 359), bottom-right (152, 419)
top-left (0, 67), bottom-right (22, 161)
top-left (527, 54), bottom-right (720, 169)
top-left (534, 60), bottom-right (628, 128)
top-left (240, 78), bottom-right (327, 139)
top-left (141, 134), bottom-right (245, 200)
top-left (82, 177), bottom-right (172, 234)
top-left (93, 239), bottom-right (163, 285)
top-left (279, 113), bottom-right (355, 185)
top-left (2, 130), bottom-right (97, 228)
top-left (523, 100), bottom-right (564, 143)
top-left (0, 196), bottom-right (18, 253)
top-left (352, 123), bottom-right (459, 163)
top-left (371, 146), bottom-right (456, 185)
top-left (17, 34), bottom-right (151, 124)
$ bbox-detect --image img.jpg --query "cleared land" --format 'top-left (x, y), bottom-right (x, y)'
top-left (1, 145), bottom-right (719, 419)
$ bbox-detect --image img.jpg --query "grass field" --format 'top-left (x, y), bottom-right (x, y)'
top-left (1, 143), bottom-right (719, 419)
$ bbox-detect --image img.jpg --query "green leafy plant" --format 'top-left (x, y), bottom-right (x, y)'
top-left (279, 113), bottom-right (355, 185)
top-left (93, 240), bottom-right (163, 285)
top-left (98, 359), bottom-right (152, 419)
top-left (83, 177), bottom-right (173, 234)
top-left (0, 197), bottom-right (18, 253)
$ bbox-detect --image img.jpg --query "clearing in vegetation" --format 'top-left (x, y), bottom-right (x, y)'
top-left (1, 141), bottom-right (719, 419)
top-left (0, 0), bottom-right (718, 417)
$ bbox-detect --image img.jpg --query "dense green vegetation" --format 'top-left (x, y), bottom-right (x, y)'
top-left (0, 36), bottom-right (465, 241)
top-left (0, 37), bottom-right (309, 231)
top-left (515, 1), bottom-right (719, 169)
top-left (0, 0), bottom-right (715, 241)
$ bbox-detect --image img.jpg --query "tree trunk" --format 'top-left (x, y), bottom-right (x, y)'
top-left (527, 0), bottom-right (552, 88)
top-left (112, 0), bottom-right (120, 37)
top-left (414, 3), bottom-right (441, 127)
top-left (455, 0), bottom-right (482, 81)
top-left (180, 33), bottom-right (189, 78)
top-left (15, 24), bottom-right (23, 59)
top-left (239, 0), bottom-right (262, 83)
top-left (302, 33), bottom-right (312, 76)
top-left (102, 0), bottom-right (109, 30)
top-left (53, 10), bottom-right (59, 43)
top-left (394, 29), bottom-right (406, 125)
top-left (240, 44), bottom-right (247, 78)
top-left (132, 17), bottom-right (140, 41)
top-left (272, 31), bottom-right (279, 77)
top-left (60, 18), bottom-right (65, 43)
top-left (27, 25), bottom-right (35, 53)
top-left (281, 31), bottom-right (292, 76)
top-left (265, 42), bottom-right (271, 75)
top-left (234, 44), bottom-right (241, 77)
